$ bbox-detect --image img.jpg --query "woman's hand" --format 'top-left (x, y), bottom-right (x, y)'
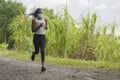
top-left (39, 23), bottom-right (43, 27)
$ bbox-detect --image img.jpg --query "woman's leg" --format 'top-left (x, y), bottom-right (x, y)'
top-left (31, 34), bottom-right (40, 61)
top-left (40, 35), bottom-right (46, 66)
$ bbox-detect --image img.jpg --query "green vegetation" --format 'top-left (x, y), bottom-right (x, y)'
top-left (0, 49), bottom-right (120, 70)
top-left (0, 0), bottom-right (25, 43)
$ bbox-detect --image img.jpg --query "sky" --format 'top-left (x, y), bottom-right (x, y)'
top-left (14, 0), bottom-right (120, 35)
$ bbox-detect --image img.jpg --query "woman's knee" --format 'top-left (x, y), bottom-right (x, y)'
top-left (33, 51), bottom-right (39, 54)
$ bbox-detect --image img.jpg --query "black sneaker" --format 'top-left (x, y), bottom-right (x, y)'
top-left (41, 66), bottom-right (46, 72)
top-left (31, 52), bottom-right (35, 61)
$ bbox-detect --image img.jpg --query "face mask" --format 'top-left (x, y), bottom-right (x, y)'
top-left (37, 13), bottom-right (43, 18)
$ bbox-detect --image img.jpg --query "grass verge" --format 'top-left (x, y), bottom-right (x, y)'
top-left (0, 49), bottom-right (120, 70)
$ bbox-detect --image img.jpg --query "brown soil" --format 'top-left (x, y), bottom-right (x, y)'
top-left (0, 57), bottom-right (120, 80)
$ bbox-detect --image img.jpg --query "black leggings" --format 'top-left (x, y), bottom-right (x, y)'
top-left (33, 34), bottom-right (46, 62)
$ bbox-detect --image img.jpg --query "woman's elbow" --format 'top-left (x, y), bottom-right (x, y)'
top-left (32, 29), bottom-right (35, 32)
top-left (45, 26), bottom-right (48, 30)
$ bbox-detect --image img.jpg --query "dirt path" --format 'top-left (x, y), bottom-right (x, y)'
top-left (0, 57), bottom-right (120, 80)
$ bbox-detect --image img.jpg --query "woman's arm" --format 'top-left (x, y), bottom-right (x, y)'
top-left (45, 19), bottom-right (48, 30)
top-left (31, 19), bottom-right (42, 32)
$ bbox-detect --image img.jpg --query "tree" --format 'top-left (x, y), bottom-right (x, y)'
top-left (0, 0), bottom-right (26, 43)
